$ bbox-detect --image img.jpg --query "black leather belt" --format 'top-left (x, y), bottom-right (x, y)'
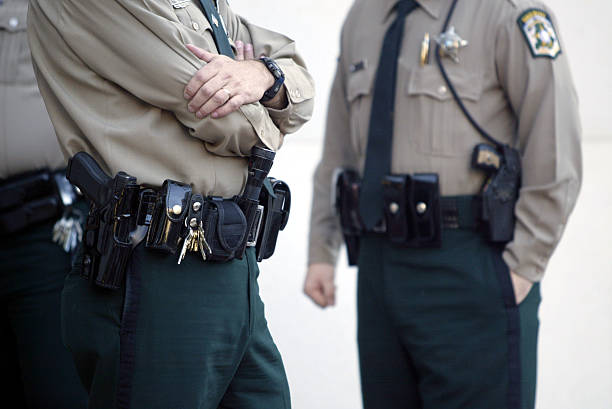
top-left (0, 169), bottom-right (77, 235)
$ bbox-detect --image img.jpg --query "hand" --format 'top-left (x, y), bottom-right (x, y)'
top-left (184, 43), bottom-right (274, 119)
top-left (510, 270), bottom-right (533, 305)
top-left (303, 263), bottom-right (336, 308)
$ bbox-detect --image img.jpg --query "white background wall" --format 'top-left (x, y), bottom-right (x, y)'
top-left (230, 1), bottom-right (612, 408)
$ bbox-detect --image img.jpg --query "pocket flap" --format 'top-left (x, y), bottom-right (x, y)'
top-left (0, 2), bottom-right (27, 32)
top-left (346, 61), bottom-right (375, 102)
top-left (407, 66), bottom-right (482, 102)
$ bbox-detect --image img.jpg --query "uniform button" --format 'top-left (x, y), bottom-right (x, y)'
top-left (8, 17), bottom-right (19, 28)
top-left (438, 85), bottom-right (447, 95)
top-left (192, 22), bottom-right (200, 30)
top-left (293, 89), bottom-right (301, 98)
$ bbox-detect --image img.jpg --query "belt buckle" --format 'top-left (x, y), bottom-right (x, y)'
top-left (246, 205), bottom-right (264, 247)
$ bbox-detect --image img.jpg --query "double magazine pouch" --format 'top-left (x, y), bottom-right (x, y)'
top-left (381, 173), bottom-right (442, 248)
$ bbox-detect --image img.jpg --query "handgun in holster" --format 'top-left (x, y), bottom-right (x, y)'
top-left (67, 152), bottom-right (139, 290)
top-left (255, 178), bottom-right (291, 262)
top-left (334, 169), bottom-right (363, 266)
top-left (471, 143), bottom-right (521, 243)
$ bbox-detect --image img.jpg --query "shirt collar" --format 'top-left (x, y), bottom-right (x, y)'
top-left (382, 0), bottom-right (441, 22)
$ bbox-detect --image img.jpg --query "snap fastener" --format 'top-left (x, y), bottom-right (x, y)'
top-left (192, 22), bottom-right (200, 31)
top-left (416, 202), bottom-right (427, 215)
top-left (189, 218), bottom-right (198, 228)
top-left (192, 201), bottom-right (202, 212)
top-left (9, 17), bottom-right (19, 29)
top-left (389, 202), bottom-right (400, 215)
top-left (438, 85), bottom-right (447, 95)
top-left (172, 205), bottom-right (182, 215)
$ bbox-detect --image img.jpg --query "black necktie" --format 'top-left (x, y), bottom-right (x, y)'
top-left (359, 0), bottom-right (419, 229)
top-left (197, 0), bottom-right (235, 58)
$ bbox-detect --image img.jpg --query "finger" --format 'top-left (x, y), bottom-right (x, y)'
top-left (197, 87), bottom-right (232, 118)
top-left (322, 281), bottom-right (336, 306)
top-left (211, 95), bottom-right (244, 119)
top-left (235, 41), bottom-right (244, 61)
top-left (185, 66), bottom-right (219, 100)
top-left (188, 75), bottom-right (225, 115)
top-left (244, 43), bottom-right (255, 60)
top-left (304, 283), bottom-right (328, 308)
top-left (186, 44), bottom-right (215, 63)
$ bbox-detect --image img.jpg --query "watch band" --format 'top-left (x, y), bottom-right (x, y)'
top-left (259, 57), bottom-right (285, 102)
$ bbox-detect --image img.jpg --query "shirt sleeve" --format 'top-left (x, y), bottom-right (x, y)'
top-left (495, 4), bottom-right (582, 282)
top-left (46, 0), bottom-right (284, 157)
top-left (218, 2), bottom-right (315, 136)
top-left (307, 61), bottom-right (356, 266)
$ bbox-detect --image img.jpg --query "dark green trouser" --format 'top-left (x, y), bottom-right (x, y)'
top-left (0, 220), bottom-right (88, 409)
top-left (62, 244), bottom-right (290, 409)
top-left (357, 227), bottom-right (541, 409)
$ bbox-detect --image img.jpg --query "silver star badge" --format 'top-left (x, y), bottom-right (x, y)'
top-left (435, 27), bottom-right (468, 63)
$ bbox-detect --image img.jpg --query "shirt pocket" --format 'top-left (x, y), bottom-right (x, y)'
top-left (405, 65), bottom-right (483, 157)
top-left (346, 61), bottom-right (375, 158)
top-left (169, 0), bottom-right (235, 55)
top-left (0, 0), bottom-right (31, 84)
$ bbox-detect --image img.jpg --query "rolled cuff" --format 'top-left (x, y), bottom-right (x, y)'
top-left (267, 59), bottom-right (315, 135)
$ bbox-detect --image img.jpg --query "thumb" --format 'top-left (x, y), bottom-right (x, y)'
top-left (186, 44), bottom-right (215, 62)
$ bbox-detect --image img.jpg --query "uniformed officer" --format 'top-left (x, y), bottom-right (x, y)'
top-left (304, 0), bottom-right (581, 408)
top-left (27, 0), bottom-right (314, 408)
top-left (0, 0), bottom-right (88, 407)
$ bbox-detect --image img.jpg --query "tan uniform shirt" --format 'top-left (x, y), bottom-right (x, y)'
top-left (308, 0), bottom-right (581, 282)
top-left (0, 0), bottom-right (64, 178)
top-left (27, 0), bottom-right (314, 198)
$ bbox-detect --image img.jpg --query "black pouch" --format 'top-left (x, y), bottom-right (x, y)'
top-left (334, 169), bottom-right (363, 266)
top-left (382, 173), bottom-right (442, 248)
top-left (202, 197), bottom-right (247, 262)
top-left (145, 180), bottom-right (191, 254)
top-left (255, 178), bottom-right (291, 262)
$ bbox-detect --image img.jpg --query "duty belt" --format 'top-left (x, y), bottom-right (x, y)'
top-left (67, 151), bottom-right (290, 291)
top-left (0, 169), bottom-right (77, 236)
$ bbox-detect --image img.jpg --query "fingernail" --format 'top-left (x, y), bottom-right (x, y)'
top-left (188, 105), bottom-right (195, 113)
top-left (196, 111), bottom-right (204, 118)
top-left (236, 41), bottom-right (243, 47)
top-left (211, 112), bottom-right (218, 118)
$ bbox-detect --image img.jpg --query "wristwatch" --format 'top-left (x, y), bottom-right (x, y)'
top-left (259, 57), bottom-right (285, 102)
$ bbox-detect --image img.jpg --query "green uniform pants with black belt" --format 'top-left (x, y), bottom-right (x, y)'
top-left (0, 219), bottom-right (88, 409)
top-left (357, 223), bottom-right (541, 409)
top-left (62, 244), bottom-right (291, 409)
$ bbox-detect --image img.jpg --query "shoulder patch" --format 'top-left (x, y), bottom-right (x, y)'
top-left (517, 9), bottom-right (561, 59)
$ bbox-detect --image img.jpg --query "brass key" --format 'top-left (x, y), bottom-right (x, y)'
top-left (178, 217), bottom-right (210, 264)
top-left (177, 227), bottom-right (195, 265)
top-left (197, 224), bottom-right (212, 261)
